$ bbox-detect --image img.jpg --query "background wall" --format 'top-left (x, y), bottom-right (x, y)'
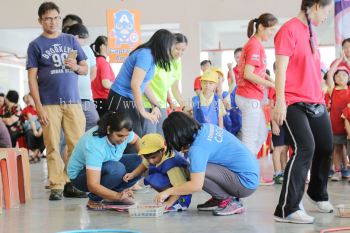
top-left (0, 0), bottom-right (335, 100)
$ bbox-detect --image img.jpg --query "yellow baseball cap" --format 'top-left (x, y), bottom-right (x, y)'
top-left (138, 133), bottom-right (166, 155)
top-left (200, 70), bottom-right (219, 83)
top-left (212, 67), bottom-right (224, 77)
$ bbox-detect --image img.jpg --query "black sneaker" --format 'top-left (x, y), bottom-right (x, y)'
top-left (63, 182), bottom-right (87, 198)
top-left (49, 189), bottom-right (63, 201)
top-left (197, 198), bottom-right (221, 211)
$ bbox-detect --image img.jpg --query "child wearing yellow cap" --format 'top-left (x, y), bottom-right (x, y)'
top-left (123, 133), bottom-right (191, 211)
top-left (192, 70), bottom-right (227, 128)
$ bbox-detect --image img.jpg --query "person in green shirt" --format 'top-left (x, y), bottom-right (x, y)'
top-left (142, 33), bottom-right (192, 136)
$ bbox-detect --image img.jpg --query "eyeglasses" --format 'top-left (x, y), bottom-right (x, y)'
top-left (41, 16), bottom-right (61, 22)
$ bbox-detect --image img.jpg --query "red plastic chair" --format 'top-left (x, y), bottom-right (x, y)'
top-left (17, 148), bottom-right (31, 203)
top-left (0, 148), bottom-right (20, 209)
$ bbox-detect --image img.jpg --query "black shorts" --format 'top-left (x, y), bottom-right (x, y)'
top-left (271, 123), bottom-right (288, 147)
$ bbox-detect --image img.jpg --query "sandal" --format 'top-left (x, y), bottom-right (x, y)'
top-left (86, 200), bottom-right (106, 211)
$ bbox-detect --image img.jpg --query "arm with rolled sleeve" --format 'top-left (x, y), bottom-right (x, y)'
top-left (131, 49), bottom-right (159, 122)
top-left (243, 43), bottom-right (274, 88)
top-left (99, 59), bottom-right (114, 89)
top-left (273, 26), bottom-right (294, 125)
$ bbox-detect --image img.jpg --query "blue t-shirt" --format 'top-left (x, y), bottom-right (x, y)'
top-left (26, 33), bottom-right (87, 105)
top-left (111, 48), bottom-right (155, 100)
top-left (187, 123), bottom-right (259, 189)
top-left (78, 45), bottom-right (96, 100)
top-left (67, 126), bottom-right (135, 179)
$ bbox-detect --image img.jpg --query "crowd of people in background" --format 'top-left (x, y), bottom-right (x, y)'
top-left (1, 0), bottom-right (349, 224)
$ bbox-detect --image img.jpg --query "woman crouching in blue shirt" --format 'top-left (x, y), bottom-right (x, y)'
top-left (67, 112), bottom-right (141, 210)
top-left (155, 112), bottom-right (259, 216)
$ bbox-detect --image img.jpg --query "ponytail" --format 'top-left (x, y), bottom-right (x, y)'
top-left (304, 9), bottom-right (316, 54)
top-left (247, 13), bottom-right (278, 38)
top-left (90, 35), bottom-right (107, 57)
top-left (90, 43), bottom-right (97, 57)
top-left (247, 19), bottom-right (257, 38)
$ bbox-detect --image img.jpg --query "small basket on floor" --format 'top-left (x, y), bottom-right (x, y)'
top-left (128, 204), bottom-right (165, 218)
top-left (335, 204), bottom-right (350, 218)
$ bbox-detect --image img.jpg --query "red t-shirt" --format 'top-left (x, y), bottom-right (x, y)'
top-left (274, 17), bottom-right (323, 106)
top-left (22, 105), bottom-right (37, 120)
top-left (227, 66), bottom-right (239, 86)
top-left (330, 88), bottom-right (350, 135)
top-left (236, 36), bottom-right (267, 100)
top-left (194, 76), bottom-right (201, 91)
top-left (92, 56), bottom-right (116, 99)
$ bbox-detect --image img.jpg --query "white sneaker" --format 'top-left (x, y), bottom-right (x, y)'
top-left (314, 201), bottom-right (334, 213)
top-left (274, 210), bottom-right (314, 224)
top-left (306, 195), bottom-right (334, 213)
top-left (331, 172), bottom-right (342, 181)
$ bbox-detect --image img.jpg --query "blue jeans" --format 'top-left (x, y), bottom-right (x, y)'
top-left (71, 154), bottom-right (142, 202)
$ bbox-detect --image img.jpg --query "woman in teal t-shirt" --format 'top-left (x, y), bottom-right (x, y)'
top-left (155, 112), bottom-right (259, 216)
top-left (67, 112), bottom-right (141, 210)
top-left (142, 33), bottom-right (192, 136)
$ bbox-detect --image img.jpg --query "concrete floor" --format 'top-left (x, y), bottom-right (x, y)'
top-left (1, 161), bottom-right (350, 233)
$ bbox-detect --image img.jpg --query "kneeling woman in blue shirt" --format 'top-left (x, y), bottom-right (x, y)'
top-left (67, 112), bottom-right (141, 210)
top-left (155, 112), bottom-right (259, 216)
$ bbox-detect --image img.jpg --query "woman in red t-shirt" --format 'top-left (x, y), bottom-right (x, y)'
top-left (273, 0), bottom-right (333, 224)
top-left (235, 13), bottom-right (277, 155)
top-left (90, 36), bottom-right (116, 117)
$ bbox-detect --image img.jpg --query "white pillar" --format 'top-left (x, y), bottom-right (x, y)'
top-left (179, 20), bottom-right (201, 103)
